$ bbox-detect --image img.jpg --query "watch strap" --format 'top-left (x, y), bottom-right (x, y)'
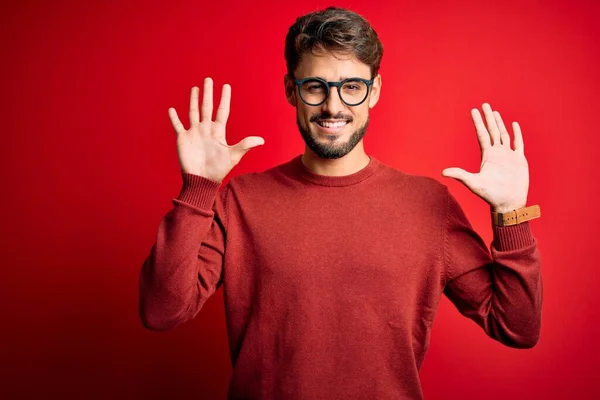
top-left (492, 204), bottom-right (541, 226)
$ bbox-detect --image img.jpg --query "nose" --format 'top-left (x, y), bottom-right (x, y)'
top-left (321, 86), bottom-right (345, 116)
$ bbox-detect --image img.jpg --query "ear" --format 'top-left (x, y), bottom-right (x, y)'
top-left (284, 74), bottom-right (298, 107)
top-left (368, 74), bottom-right (382, 109)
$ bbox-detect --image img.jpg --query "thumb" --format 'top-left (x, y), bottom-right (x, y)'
top-left (230, 136), bottom-right (265, 165)
top-left (441, 167), bottom-right (475, 186)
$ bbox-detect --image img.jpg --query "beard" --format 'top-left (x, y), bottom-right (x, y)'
top-left (296, 113), bottom-right (370, 159)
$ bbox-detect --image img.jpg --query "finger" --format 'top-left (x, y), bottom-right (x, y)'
top-left (471, 108), bottom-right (491, 151)
top-left (189, 86), bottom-right (200, 127)
top-left (513, 121), bottom-right (524, 154)
top-left (168, 107), bottom-right (185, 135)
top-left (233, 136), bottom-right (265, 151)
top-left (201, 77), bottom-right (213, 121)
top-left (441, 167), bottom-right (476, 187)
top-left (482, 103), bottom-right (500, 145)
top-left (215, 84), bottom-right (231, 124)
top-left (493, 110), bottom-right (511, 148)
top-left (230, 136), bottom-right (265, 165)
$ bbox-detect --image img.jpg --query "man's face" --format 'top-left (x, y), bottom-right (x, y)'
top-left (285, 51), bottom-right (382, 159)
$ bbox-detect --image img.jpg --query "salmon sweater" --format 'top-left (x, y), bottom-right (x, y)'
top-left (139, 154), bottom-right (543, 399)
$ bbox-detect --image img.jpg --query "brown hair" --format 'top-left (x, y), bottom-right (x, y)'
top-left (284, 6), bottom-right (384, 79)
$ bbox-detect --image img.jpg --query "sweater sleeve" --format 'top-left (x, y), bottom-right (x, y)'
top-left (442, 187), bottom-right (543, 348)
top-left (138, 172), bottom-right (229, 331)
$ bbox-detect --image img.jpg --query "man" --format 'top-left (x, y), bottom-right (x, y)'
top-left (139, 6), bottom-right (542, 399)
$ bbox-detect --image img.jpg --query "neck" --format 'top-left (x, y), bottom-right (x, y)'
top-left (301, 144), bottom-right (370, 176)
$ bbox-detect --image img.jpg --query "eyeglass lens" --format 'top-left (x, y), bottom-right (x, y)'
top-left (299, 79), bottom-right (368, 106)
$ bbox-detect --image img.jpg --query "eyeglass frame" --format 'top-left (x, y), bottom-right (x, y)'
top-left (294, 76), bottom-right (375, 107)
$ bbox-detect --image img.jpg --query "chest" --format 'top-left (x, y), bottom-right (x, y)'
top-left (230, 189), bottom-right (443, 298)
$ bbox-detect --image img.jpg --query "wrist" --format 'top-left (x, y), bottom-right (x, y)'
top-left (491, 204), bottom-right (541, 226)
top-left (491, 204), bottom-right (526, 214)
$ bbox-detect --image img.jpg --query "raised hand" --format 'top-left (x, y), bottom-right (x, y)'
top-left (169, 77), bottom-right (265, 182)
top-left (441, 103), bottom-right (529, 213)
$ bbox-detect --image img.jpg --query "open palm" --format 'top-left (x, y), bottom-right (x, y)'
top-left (169, 77), bottom-right (265, 182)
top-left (442, 103), bottom-right (529, 213)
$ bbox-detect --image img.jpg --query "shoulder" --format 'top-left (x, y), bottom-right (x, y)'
top-left (373, 160), bottom-right (449, 218)
top-left (376, 159), bottom-right (449, 200)
top-left (223, 158), bottom-right (295, 194)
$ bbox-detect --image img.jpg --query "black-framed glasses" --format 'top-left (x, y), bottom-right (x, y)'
top-left (294, 77), bottom-right (374, 106)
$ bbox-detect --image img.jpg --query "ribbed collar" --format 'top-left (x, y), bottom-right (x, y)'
top-left (289, 154), bottom-right (380, 187)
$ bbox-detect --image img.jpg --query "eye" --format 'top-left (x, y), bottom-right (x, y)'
top-left (342, 80), bottom-right (365, 91)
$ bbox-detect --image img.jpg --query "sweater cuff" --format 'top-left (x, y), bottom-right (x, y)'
top-left (176, 172), bottom-right (222, 210)
top-left (492, 222), bottom-right (535, 251)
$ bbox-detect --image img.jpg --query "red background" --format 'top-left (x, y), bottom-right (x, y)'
top-left (1, 0), bottom-right (599, 398)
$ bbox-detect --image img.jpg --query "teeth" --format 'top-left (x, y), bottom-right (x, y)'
top-left (319, 121), bottom-right (347, 128)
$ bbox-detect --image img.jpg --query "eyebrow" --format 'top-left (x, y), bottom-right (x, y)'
top-left (313, 76), bottom-right (357, 81)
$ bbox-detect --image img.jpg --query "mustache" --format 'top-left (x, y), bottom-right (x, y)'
top-left (310, 114), bottom-right (353, 122)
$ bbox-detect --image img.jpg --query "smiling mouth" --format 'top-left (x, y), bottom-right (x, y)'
top-left (315, 120), bottom-right (349, 128)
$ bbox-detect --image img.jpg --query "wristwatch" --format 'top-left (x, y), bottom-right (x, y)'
top-left (491, 205), bottom-right (541, 226)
